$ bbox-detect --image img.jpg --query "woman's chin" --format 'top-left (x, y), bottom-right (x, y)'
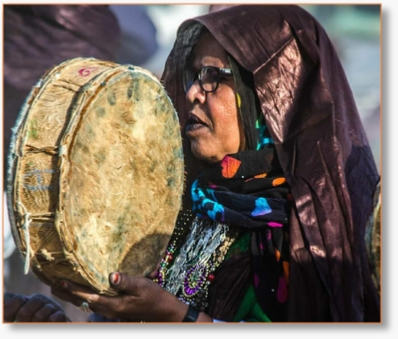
top-left (190, 146), bottom-right (223, 164)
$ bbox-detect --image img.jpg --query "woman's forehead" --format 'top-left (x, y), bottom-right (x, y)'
top-left (191, 33), bottom-right (229, 68)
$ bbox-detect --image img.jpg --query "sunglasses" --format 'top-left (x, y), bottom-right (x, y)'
top-left (182, 66), bottom-right (233, 93)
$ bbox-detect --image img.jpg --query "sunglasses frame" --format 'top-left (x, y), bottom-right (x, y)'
top-left (183, 66), bottom-right (233, 93)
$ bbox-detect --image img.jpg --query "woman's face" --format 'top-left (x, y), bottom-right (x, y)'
top-left (184, 32), bottom-right (242, 163)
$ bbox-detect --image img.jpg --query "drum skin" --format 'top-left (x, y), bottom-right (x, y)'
top-left (7, 57), bottom-right (184, 295)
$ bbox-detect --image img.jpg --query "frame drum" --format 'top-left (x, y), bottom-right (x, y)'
top-left (6, 57), bottom-right (184, 295)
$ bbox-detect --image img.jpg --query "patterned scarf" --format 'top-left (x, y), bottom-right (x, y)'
top-left (192, 148), bottom-right (290, 229)
top-left (190, 56), bottom-right (291, 321)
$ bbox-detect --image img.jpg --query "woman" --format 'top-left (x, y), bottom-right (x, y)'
top-left (4, 5), bottom-right (380, 322)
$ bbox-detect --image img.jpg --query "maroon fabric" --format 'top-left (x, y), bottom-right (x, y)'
top-left (161, 5), bottom-right (380, 322)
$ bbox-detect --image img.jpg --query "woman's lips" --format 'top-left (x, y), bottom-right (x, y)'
top-left (185, 113), bottom-right (208, 133)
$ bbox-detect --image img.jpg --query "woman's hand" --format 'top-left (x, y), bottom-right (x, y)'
top-left (52, 272), bottom-right (205, 322)
top-left (3, 292), bottom-right (70, 322)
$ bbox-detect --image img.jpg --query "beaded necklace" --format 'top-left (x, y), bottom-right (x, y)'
top-left (154, 211), bottom-right (238, 311)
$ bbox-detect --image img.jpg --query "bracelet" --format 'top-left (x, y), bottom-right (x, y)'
top-left (182, 305), bottom-right (200, 322)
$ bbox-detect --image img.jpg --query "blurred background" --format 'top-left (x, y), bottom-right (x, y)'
top-left (2, 4), bottom-right (381, 322)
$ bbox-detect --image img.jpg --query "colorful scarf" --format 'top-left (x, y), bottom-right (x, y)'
top-left (192, 148), bottom-right (290, 229)
top-left (190, 55), bottom-right (291, 321)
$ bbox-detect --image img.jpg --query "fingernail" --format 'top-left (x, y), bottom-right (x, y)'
top-left (111, 272), bottom-right (120, 285)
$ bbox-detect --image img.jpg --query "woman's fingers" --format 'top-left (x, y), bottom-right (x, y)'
top-left (55, 281), bottom-right (109, 316)
top-left (57, 280), bottom-right (101, 304)
top-left (56, 278), bottom-right (128, 319)
top-left (109, 272), bottom-right (149, 295)
top-left (51, 287), bottom-right (85, 307)
top-left (56, 276), bottom-right (169, 321)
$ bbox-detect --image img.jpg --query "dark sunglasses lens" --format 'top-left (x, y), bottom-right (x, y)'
top-left (200, 67), bottom-right (219, 92)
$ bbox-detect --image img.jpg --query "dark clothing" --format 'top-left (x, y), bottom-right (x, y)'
top-left (162, 5), bottom-right (380, 322)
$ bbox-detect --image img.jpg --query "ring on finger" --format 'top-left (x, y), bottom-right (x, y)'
top-left (77, 301), bottom-right (91, 313)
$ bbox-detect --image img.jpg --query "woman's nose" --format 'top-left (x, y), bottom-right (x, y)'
top-left (186, 80), bottom-right (206, 104)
